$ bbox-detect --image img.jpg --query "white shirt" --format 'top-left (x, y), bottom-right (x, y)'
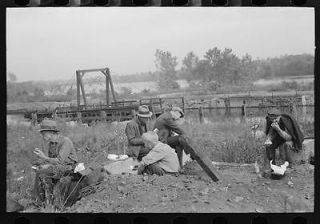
top-left (141, 142), bottom-right (179, 173)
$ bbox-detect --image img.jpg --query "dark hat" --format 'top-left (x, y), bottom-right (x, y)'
top-left (137, 105), bottom-right (153, 118)
top-left (172, 106), bottom-right (184, 118)
top-left (267, 108), bottom-right (282, 115)
top-left (39, 119), bottom-right (59, 133)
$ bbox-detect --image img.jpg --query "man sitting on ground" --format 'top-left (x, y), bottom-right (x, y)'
top-left (137, 131), bottom-right (179, 176)
top-left (32, 119), bottom-right (78, 206)
top-left (125, 105), bottom-right (153, 161)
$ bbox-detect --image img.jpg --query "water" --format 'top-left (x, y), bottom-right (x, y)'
top-left (253, 77), bottom-right (314, 86)
top-left (84, 79), bottom-right (189, 94)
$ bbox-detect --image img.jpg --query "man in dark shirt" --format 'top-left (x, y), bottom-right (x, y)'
top-left (125, 105), bottom-right (153, 160)
top-left (264, 108), bottom-right (304, 171)
top-left (32, 119), bottom-right (78, 206)
top-left (153, 107), bottom-right (194, 169)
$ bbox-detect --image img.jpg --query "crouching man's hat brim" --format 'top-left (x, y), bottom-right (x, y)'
top-left (39, 119), bottom-right (59, 133)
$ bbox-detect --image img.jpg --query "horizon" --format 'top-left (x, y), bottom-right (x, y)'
top-left (7, 7), bottom-right (314, 82)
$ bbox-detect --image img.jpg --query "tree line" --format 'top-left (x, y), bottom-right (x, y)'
top-left (154, 48), bottom-right (314, 91)
top-left (7, 47), bottom-right (314, 103)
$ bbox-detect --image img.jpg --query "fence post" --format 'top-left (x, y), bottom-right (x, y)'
top-left (289, 101), bottom-right (298, 121)
top-left (241, 102), bottom-right (246, 123)
top-left (215, 99), bottom-right (220, 116)
top-left (301, 95), bottom-right (307, 122)
top-left (100, 110), bottom-right (107, 123)
top-left (199, 106), bottom-right (204, 124)
top-left (52, 109), bottom-right (57, 120)
top-left (224, 97), bottom-right (231, 116)
top-left (76, 112), bottom-right (82, 124)
top-left (131, 109), bottom-right (136, 118)
top-left (31, 112), bottom-right (37, 126)
top-left (209, 100), bottom-right (213, 117)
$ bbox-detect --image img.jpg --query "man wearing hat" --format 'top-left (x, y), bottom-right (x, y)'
top-left (32, 119), bottom-right (78, 206)
top-left (125, 105), bottom-right (153, 160)
top-left (153, 106), bottom-right (194, 169)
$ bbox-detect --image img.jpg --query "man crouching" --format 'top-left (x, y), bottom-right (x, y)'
top-left (137, 131), bottom-right (180, 176)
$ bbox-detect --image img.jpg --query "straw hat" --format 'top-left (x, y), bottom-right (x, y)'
top-left (39, 119), bottom-right (59, 133)
top-left (137, 105), bottom-right (153, 118)
top-left (267, 108), bottom-right (282, 116)
top-left (172, 106), bottom-right (184, 118)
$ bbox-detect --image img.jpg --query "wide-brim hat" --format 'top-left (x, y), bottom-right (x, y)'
top-left (267, 108), bottom-right (282, 116)
top-left (172, 106), bottom-right (184, 118)
top-left (39, 119), bottom-right (59, 133)
top-left (137, 105), bottom-right (153, 118)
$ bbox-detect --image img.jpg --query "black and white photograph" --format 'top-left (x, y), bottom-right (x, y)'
top-left (6, 7), bottom-right (314, 213)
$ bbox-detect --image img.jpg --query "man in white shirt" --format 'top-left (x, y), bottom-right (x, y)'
top-left (137, 131), bottom-right (180, 175)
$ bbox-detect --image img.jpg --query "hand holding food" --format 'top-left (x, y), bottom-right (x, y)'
top-left (271, 122), bottom-right (280, 130)
top-left (33, 148), bottom-right (46, 159)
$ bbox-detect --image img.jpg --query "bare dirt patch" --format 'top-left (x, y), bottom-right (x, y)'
top-left (61, 161), bottom-right (314, 213)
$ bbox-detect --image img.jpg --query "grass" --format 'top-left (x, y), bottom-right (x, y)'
top-left (182, 121), bottom-right (266, 164)
top-left (6, 117), bottom-right (314, 211)
top-left (6, 121), bottom-right (126, 210)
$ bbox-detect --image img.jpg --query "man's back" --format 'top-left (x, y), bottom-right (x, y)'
top-left (141, 142), bottom-right (179, 173)
top-left (154, 112), bottom-right (184, 143)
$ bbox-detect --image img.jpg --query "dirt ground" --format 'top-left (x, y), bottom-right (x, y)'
top-left (55, 161), bottom-right (314, 213)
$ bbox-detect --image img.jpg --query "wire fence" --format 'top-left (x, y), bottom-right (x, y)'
top-left (184, 104), bottom-right (314, 124)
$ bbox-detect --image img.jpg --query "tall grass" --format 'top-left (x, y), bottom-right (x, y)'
top-left (183, 121), bottom-right (266, 164)
top-left (7, 118), bottom-right (313, 210)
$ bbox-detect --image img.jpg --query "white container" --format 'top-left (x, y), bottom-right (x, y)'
top-left (270, 160), bottom-right (289, 176)
top-left (107, 154), bottom-right (128, 161)
top-left (74, 163), bottom-right (85, 173)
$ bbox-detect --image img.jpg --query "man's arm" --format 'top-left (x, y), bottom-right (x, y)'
top-left (141, 147), bottom-right (166, 166)
top-left (128, 137), bottom-right (144, 145)
top-left (125, 123), bottom-right (144, 145)
top-left (271, 123), bottom-right (292, 141)
top-left (164, 118), bottom-right (185, 135)
top-left (277, 129), bottom-right (292, 141)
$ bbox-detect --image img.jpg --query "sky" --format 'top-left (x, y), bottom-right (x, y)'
top-left (6, 7), bottom-right (314, 82)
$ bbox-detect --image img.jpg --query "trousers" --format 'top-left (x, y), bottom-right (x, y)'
top-left (32, 164), bottom-right (74, 206)
top-left (266, 141), bottom-right (293, 165)
top-left (138, 164), bottom-right (166, 176)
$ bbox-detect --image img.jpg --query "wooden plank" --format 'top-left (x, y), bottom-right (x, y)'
top-left (76, 68), bottom-right (109, 73)
top-left (184, 137), bottom-right (221, 182)
top-left (76, 71), bottom-right (81, 108)
top-left (108, 72), bottom-right (117, 103)
top-left (106, 74), bottom-right (110, 106)
top-left (79, 73), bottom-right (87, 108)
